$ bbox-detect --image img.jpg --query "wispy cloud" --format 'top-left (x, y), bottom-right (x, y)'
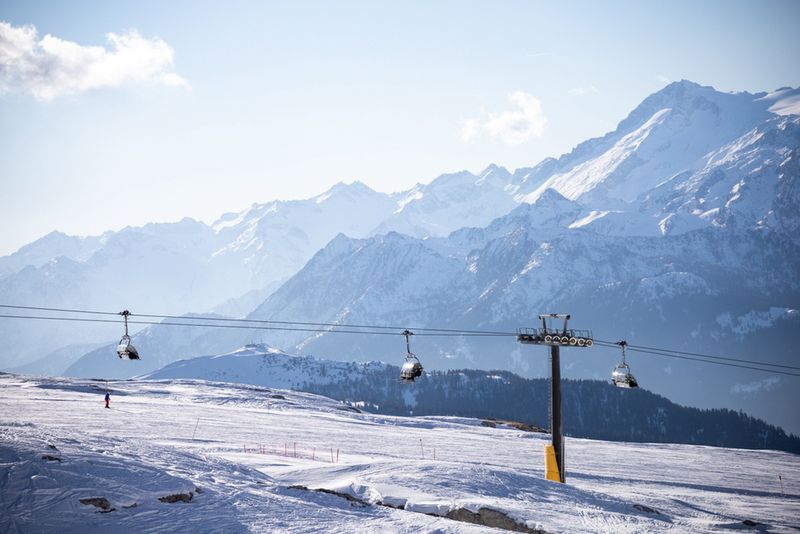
top-left (657, 74), bottom-right (671, 84)
top-left (731, 377), bottom-right (780, 395)
top-left (569, 85), bottom-right (599, 96)
top-left (526, 52), bottom-right (550, 58)
top-left (0, 21), bottom-right (189, 100)
top-left (461, 91), bottom-right (547, 146)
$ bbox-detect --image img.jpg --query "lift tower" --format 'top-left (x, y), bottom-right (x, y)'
top-left (517, 313), bottom-right (593, 483)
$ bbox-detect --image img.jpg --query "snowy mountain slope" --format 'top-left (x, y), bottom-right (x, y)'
top-left (521, 81), bottom-right (777, 206)
top-left (210, 181), bottom-right (400, 291)
top-left (2, 373), bottom-right (798, 533)
top-left (141, 344), bottom-right (800, 452)
top-left (758, 86), bottom-right (800, 116)
top-left (55, 81), bottom-right (800, 435)
top-left (237, 188), bottom-right (800, 434)
top-left (643, 114), bottom-right (800, 236)
top-left (372, 165), bottom-right (520, 238)
top-left (0, 231), bottom-right (109, 280)
top-left (140, 344), bottom-right (393, 389)
top-left (63, 313), bottom-right (246, 380)
top-left (0, 184), bottom-right (396, 369)
top-left (4, 81), bottom-right (796, 365)
top-left (0, 218), bottom-right (226, 368)
top-left (0, 172), bottom-right (525, 370)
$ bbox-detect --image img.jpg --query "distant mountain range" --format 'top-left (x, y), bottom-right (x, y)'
top-left (141, 345), bottom-right (800, 453)
top-left (3, 80), bottom-right (799, 436)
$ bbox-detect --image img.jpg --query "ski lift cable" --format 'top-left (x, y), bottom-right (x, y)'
top-left (591, 340), bottom-right (800, 376)
top-left (0, 313), bottom-right (502, 338)
top-left (0, 304), bottom-right (514, 337)
top-left (592, 338), bottom-right (800, 371)
top-left (0, 304), bottom-right (797, 376)
top-left (594, 338), bottom-right (800, 370)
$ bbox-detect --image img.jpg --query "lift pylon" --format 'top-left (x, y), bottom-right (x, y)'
top-left (517, 313), bottom-right (593, 483)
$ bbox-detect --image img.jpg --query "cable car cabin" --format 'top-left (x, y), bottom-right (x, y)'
top-left (116, 335), bottom-right (140, 360)
top-left (611, 363), bottom-right (637, 388)
top-left (400, 355), bottom-right (423, 382)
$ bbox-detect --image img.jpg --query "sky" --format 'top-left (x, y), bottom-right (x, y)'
top-left (1, 0), bottom-right (799, 256)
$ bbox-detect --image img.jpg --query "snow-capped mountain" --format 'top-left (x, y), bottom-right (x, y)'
top-left (239, 195), bottom-right (799, 433)
top-left (0, 231), bottom-right (110, 279)
top-left (6, 80), bottom-right (799, 435)
top-left (520, 80), bottom-right (777, 206)
top-left (0, 172), bottom-right (524, 368)
top-left (373, 165), bottom-right (519, 237)
top-left (233, 86), bottom-right (800, 434)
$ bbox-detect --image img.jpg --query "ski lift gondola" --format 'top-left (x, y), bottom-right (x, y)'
top-left (116, 310), bottom-right (140, 360)
top-left (399, 329), bottom-right (423, 382)
top-left (611, 341), bottom-right (637, 388)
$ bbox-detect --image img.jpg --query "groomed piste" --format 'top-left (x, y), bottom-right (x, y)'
top-left (1, 372), bottom-right (798, 533)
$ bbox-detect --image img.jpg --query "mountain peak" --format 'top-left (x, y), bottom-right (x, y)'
top-left (476, 163), bottom-right (512, 185)
top-left (328, 180), bottom-right (376, 194)
top-left (314, 180), bottom-right (379, 204)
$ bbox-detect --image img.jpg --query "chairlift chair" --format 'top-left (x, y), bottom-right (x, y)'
top-left (611, 341), bottom-right (637, 388)
top-left (399, 329), bottom-right (423, 382)
top-left (116, 310), bottom-right (140, 360)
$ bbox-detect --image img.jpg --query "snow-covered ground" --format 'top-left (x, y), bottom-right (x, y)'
top-left (2, 373), bottom-right (797, 533)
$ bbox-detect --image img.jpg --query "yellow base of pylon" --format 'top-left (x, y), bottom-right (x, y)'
top-left (544, 444), bottom-right (562, 482)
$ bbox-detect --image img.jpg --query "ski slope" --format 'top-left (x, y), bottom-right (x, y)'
top-left (1, 373), bottom-right (797, 533)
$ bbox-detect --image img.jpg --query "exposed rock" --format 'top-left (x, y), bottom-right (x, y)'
top-left (287, 485), bottom-right (544, 532)
top-left (633, 503), bottom-right (661, 515)
top-left (445, 507), bottom-right (544, 533)
top-left (41, 455), bottom-right (61, 462)
top-left (288, 485), bottom-right (369, 507)
top-left (79, 497), bottom-right (114, 512)
top-left (481, 418), bottom-right (547, 433)
top-left (159, 492), bottom-right (193, 503)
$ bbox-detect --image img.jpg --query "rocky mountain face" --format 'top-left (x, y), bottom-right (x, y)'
top-left (238, 84), bottom-right (800, 433)
top-left (0, 169), bottom-right (523, 368)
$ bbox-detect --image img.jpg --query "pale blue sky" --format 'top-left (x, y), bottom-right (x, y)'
top-left (1, 0), bottom-right (798, 255)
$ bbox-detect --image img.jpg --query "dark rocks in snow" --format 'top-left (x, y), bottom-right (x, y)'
top-left (287, 485), bottom-right (544, 532)
top-left (41, 455), bottom-right (61, 462)
top-left (633, 503), bottom-right (661, 515)
top-left (159, 492), bottom-right (194, 503)
top-left (483, 418), bottom-right (547, 433)
top-left (288, 485), bottom-right (369, 507)
top-left (445, 507), bottom-right (544, 533)
top-left (79, 497), bottom-right (114, 512)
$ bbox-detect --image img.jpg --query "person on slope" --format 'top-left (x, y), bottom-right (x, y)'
top-left (104, 391), bottom-right (110, 409)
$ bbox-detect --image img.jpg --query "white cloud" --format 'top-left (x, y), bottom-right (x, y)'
top-left (459, 118), bottom-right (481, 142)
top-left (461, 91), bottom-right (547, 146)
top-left (657, 74), bottom-right (671, 84)
top-left (731, 376), bottom-right (780, 395)
top-left (0, 21), bottom-right (189, 100)
top-left (570, 85), bottom-right (599, 96)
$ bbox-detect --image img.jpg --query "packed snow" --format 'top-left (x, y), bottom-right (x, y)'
top-left (2, 373), bottom-right (798, 533)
